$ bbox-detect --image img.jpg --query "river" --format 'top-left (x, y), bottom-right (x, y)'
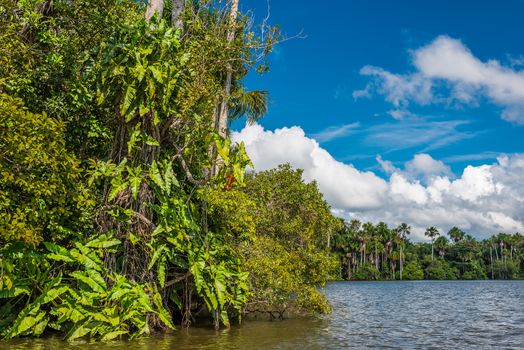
top-left (2, 280), bottom-right (523, 349)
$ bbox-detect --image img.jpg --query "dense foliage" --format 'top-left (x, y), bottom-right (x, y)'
top-left (332, 221), bottom-right (524, 281)
top-left (0, 0), bottom-right (339, 341)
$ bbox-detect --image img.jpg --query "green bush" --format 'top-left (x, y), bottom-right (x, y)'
top-left (0, 94), bottom-right (93, 245)
top-left (353, 263), bottom-right (381, 280)
top-left (425, 260), bottom-right (459, 280)
top-left (402, 261), bottom-right (424, 280)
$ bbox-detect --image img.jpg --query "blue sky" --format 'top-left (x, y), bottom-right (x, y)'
top-left (232, 0), bottom-right (524, 239)
top-left (238, 0), bottom-right (524, 174)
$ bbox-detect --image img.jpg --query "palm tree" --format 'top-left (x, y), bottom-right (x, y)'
top-left (434, 236), bottom-right (449, 258)
top-left (374, 222), bottom-right (390, 274)
top-left (228, 89), bottom-right (269, 125)
top-left (448, 226), bottom-right (465, 243)
top-left (425, 226), bottom-right (440, 261)
top-left (396, 223), bottom-right (411, 280)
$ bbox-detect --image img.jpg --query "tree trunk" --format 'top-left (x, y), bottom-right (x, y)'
top-left (400, 246), bottom-right (403, 280)
top-left (146, 0), bottom-right (164, 21)
top-left (490, 246), bottom-right (494, 279)
top-left (172, 0), bottom-right (185, 30)
top-left (215, 0), bottom-right (239, 138)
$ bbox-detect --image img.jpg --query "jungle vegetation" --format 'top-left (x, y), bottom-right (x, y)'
top-left (332, 221), bottom-right (524, 281)
top-left (1, 0), bottom-right (522, 343)
top-left (0, 0), bottom-right (340, 341)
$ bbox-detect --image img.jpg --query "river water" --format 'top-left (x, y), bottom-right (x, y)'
top-left (2, 280), bottom-right (524, 349)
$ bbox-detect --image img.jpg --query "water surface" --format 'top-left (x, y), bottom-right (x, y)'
top-left (2, 280), bottom-right (523, 349)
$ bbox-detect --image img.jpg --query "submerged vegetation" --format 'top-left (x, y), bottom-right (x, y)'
top-left (0, 0), bottom-right (335, 341)
top-left (332, 221), bottom-right (524, 281)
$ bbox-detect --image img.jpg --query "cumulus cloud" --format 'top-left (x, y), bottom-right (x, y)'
top-left (356, 35), bottom-right (524, 124)
top-left (233, 124), bottom-right (524, 241)
top-left (232, 124), bottom-right (388, 210)
top-left (405, 154), bottom-right (452, 179)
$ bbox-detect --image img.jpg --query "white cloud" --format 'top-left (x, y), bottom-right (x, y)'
top-left (233, 124), bottom-right (388, 210)
top-left (405, 153), bottom-right (451, 178)
top-left (233, 123), bottom-right (524, 241)
top-left (356, 35), bottom-right (524, 124)
top-left (376, 155), bottom-right (399, 174)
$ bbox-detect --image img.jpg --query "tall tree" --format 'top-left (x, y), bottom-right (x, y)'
top-left (448, 226), bottom-right (465, 243)
top-left (396, 223), bottom-right (411, 280)
top-left (215, 0), bottom-right (239, 137)
top-left (434, 236), bottom-right (449, 258)
top-left (425, 226), bottom-right (440, 261)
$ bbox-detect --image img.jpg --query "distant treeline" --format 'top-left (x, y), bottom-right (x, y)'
top-left (331, 221), bottom-right (524, 281)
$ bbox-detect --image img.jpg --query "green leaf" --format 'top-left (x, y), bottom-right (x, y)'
top-left (153, 289), bottom-right (174, 330)
top-left (0, 286), bottom-right (31, 299)
top-left (149, 161), bottom-right (164, 189)
top-left (85, 235), bottom-right (121, 249)
top-left (44, 242), bottom-right (74, 262)
top-left (121, 84), bottom-right (137, 119)
top-left (147, 245), bottom-right (166, 270)
top-left (70, 271), bottom-right (106, 293)
top-left (101, 330), bottom-right (128, 341)
top-left (32, 317), bottom-right (49, 336)
top-left (70, 248), bottom-right (102, 271)
top-left (7, 310), bottom-right (46, 338)
top-left (40, 286), bottom-right (69, 304)
top-left (128, 165), bottom-right (143, 200)
top-left (65, 318), bottom-right (91, 341)
top-left (157, 255), bottom-right (166, 288)
top-left (108, 178), bottom-right (128, 202)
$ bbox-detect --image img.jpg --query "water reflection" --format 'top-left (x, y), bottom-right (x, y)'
top-left (2, 280), bottom-right (524, 349)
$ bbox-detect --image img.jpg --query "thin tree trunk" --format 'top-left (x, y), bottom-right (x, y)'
top-left (490, 246), bottom-right (494, 279)
top-left (215, 0), bottom-right (239, 138)
top-left (146, 0), bottom-right (164, 21)
top-left (375, 245), bottom-right (378, 270)
top-left (400, 246), bottom-right (403, 280)
top-left (172, 0), bottom-right (185, 30)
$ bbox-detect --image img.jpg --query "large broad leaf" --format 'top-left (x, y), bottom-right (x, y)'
top-left (127, 165), bottom-right (143, 200)
top-left (108, 178), bottom-right (128, 202)
top-left (149, 161), bottom-right (164, 189)
top-left (7, 310), bottom-right (46, 338)
top-left (147, 245), bottom-right (166, 270)
top-left (65, 318), bottom-right (92, 341)
top-left (85, 235), bottom-right (121, 249)
top-left (32, 317), bottom-right (49, 336)
top-left (152, 289), bottom-right (174, 330)
top-left (101, 330), bottom-right (128, 341)
top-left (70, 271), bottom-right (106, 293)
top-left (157, 255), bottom-right (166, 288)
top-left (0, 286), bottom-right (31, 299)
top-left (214, 269), bottom-right (227, 308)
top-left (121, 84), bottom-right (137, 119)
top-left (70, 246), bottom-right (102, 271)
top-left (39, 285), bottom-right (69, 304)
top-left (44, 242), bottom-right (74, 262)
